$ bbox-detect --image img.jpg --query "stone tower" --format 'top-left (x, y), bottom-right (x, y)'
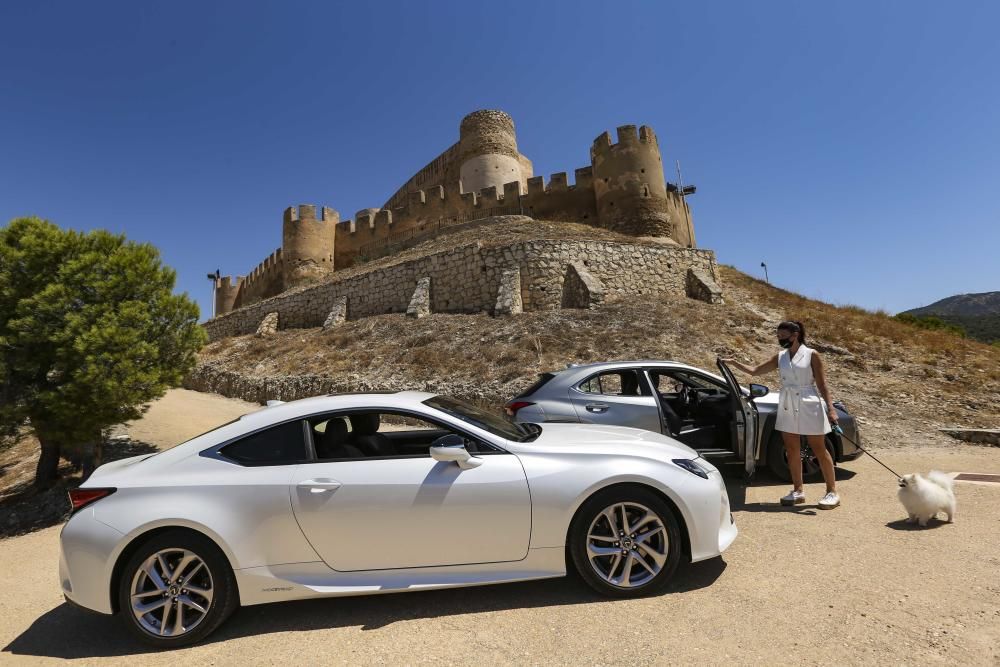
top-left (282, 204), bottom-right (339, 286)
top-left (213, 275), bottom-right (242, 316)
top-left (590, 125), bottom-right (691, 245)
top-left (457, 110), bottom-right (526, 195)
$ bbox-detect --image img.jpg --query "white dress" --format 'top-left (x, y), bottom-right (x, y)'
top-left (775, 344), bottom-right (831, 436)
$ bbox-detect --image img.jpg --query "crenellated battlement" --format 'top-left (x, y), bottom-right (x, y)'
top-left (283, 204), bottom-right (338, 223)
top-left (212, 110), bottom-right (698, 319)
top-left (590, 124), bottom-right (659, 161)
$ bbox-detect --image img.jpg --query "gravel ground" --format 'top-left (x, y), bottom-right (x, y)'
top-left (1, 392), bottom-right (998, 665)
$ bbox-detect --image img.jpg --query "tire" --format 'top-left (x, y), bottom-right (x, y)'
top-left (568, 486), bottom-right (682, 598)
top-left (117, 529), bottom-right (239, 648)
top-left (766, 434), bottom-right (836, 482)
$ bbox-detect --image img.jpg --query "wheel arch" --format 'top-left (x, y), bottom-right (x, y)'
top-left (108, 523), bottom-right (240, 614)
top-left (563, 481), bottom-right (692, 565)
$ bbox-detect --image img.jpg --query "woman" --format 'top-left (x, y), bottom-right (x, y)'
top-left (723, 321), bottom-right (841, 509)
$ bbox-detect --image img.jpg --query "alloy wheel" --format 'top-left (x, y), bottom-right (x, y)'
top-left (585, 502), bottom-right (668, 589)
top-left (130, 548), bottom-right (214, 638)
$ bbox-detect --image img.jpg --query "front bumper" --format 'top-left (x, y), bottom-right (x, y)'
top-left (59, 508), bottom-right (124, 615)
top-left (686, 462), bottom-right (738, 562)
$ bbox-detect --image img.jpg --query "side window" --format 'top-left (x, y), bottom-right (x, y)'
top-left (578, 370), bottom-right (646, 397)
top-left (220, 420), bottom-right (307, 466)
top-left (309, 411), bottom-right (499, 461)
top-left (674, 372), bottom-right (727, 392)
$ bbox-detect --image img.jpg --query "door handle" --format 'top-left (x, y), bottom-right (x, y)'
top-left (585, 403), bottom-right (609, 413)
top-left (298, 479), bottom-right (342, 494)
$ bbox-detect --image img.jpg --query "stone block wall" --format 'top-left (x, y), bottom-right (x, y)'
top-left (203, 240), bottom-right (720, 341)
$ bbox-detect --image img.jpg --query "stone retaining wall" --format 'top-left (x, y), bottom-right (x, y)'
top-left (203, 239), bottom-right (720, 341)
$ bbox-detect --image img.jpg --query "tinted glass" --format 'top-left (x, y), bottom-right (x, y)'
top-left (579, 370), bottom-right (644, 396)
top-left (221, 420), bottom-right (307, 465)
top-left (516, 373), bottom-right (556, 398)
top-left (423, 396), bottom-right (535, 442)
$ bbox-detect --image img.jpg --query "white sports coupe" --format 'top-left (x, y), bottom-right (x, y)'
top-left (60, 391), bottom-right (737, 647)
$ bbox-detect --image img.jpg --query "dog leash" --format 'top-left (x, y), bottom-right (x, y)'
top-left (831, 423), bottom-right (903, 482)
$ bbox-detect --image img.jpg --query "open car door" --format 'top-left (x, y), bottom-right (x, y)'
top-left (717, 358), bottom-right (759, 480)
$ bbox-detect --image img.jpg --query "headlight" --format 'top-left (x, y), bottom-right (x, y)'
top-left (672, 458), bottom-right (710, 479)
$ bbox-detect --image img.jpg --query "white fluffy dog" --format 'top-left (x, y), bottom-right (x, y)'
top-left (897, 471), bottom-right (956, 526)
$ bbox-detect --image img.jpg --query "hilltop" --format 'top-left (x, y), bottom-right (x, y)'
top-left (901, 291), bottom-right (1000, 344)
top-left (188, 221), bottom-right (1000, 450)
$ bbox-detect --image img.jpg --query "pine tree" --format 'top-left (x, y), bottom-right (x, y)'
top-left (0, 217), bottom-right (206, 487)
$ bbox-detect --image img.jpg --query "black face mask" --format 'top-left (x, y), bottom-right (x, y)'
top-left (778, 338), bottom-right (793, 349)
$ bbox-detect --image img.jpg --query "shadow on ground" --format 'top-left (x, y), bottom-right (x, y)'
top-left (723, 464), bottom-right (858, 517)
top-left (0, 439), bottom-right (158, 539)
top-left (4, 556), bottom-right (726, 659)
top-left (884, 518), bottom-right (953, 531)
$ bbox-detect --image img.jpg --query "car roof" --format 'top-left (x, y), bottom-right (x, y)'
top-left (556, 360), bottom-right (713, 375)
top-left (230, 390), bottom-right (438, 430)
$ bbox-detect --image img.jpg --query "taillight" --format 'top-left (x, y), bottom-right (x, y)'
top-left (505, 401), bottom-right (535, 417)
top-left (67, 487), bottom-right (116, 514)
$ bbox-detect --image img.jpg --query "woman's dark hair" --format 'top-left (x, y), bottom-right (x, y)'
top-left (777, 320), bottom-right (807, 344)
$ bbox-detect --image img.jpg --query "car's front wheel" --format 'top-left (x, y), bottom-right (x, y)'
top-left (117, 529), bottom-right (239, 648)
top-left (568, 486), bottom-right (682, 598)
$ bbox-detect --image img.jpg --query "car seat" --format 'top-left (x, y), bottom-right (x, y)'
top-left (314, 418), bottom-right (363, 459)
top-left (349, 413), bottom-right (395, 457)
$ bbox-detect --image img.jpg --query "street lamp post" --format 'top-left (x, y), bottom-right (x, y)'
top-left (760, 262), bottom-right (769, 284)
top-left (206, 270), bottom-right (220, 319)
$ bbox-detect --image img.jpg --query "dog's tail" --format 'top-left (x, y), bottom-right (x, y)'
top-left (926, 470), bottom-right (954, 491)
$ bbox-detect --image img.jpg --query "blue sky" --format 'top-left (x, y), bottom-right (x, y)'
top-left (2, 1), bottom-right (997, 319)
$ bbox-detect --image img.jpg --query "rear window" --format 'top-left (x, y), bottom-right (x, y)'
top-left (516, 373), bottom-right (556, 398)
top-left (220, 420), bottom-right (307, 465)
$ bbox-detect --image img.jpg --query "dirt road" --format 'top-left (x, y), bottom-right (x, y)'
top-left (1, 390), bottom-right (998, 665)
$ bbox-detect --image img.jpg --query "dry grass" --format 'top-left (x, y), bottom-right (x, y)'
top-left (719, 266), bottom-right (1000, 387)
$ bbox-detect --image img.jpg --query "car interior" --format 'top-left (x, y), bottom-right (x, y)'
top-left (308, 412), bottom-right (484, 460)
top-left (648, 370), bottom-right (735, 451)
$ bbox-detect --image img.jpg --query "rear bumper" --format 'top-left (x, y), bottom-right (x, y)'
top-left (841, 447), bottom-right (864, 461)
top-left (59, 509), bottom-right (123, 615)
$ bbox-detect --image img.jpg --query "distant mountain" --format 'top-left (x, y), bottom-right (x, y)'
top-left (901, 291), bottom-right (1000, 343)
top-left (903, 291), bottom-right (1000, 318)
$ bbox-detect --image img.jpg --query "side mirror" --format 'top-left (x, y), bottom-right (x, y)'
top-left (430, 434), bottom-right (483, 470)
top-left (749, 384), bottom-right (769, 398)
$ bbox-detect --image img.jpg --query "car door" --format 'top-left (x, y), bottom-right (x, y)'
top-left (569, 369), bottom-right (662, 433)
top-left (716, 358), bottom-right (759, 479)
top-left (289, 418), bottom-right (531, 572)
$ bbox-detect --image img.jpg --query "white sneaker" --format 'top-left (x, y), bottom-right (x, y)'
top-left (780, 489), bottom-right (805, 506)
top-left (818, 492), bottom-right (840, 510)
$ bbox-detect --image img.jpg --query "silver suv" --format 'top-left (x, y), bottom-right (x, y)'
top-left (505, 359), bottom-right (863, 481)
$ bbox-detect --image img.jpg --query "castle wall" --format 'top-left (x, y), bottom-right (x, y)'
top-left (522, 168), bottom-right (599, 224)
top-left (332, 183), bottom-right (523, 270)
top-left (232, 248), bottom-right (285, 309)
top-left (203, 240), bottom-right (718, 341)
top-left (382, 142), bottom-right (462, 210)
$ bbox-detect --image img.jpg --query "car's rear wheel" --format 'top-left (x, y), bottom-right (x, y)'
top-left (117, 530), bottom-right (238, 648)
top-left (568, 486), bottom-right (681, 598)
top-left (766, 434), bottom-right (836, 482)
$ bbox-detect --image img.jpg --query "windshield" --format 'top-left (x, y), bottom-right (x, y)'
top-left (423, 396), bottom-right (540, 442)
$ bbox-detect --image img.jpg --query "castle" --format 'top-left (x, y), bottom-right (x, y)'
top-left (212, 110), bottom-right (698, 317)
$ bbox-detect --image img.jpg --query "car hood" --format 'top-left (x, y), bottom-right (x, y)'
top-left (752, 391), bottom-right (780, 406)
top-left (510, 422), bottom-right (700, 460)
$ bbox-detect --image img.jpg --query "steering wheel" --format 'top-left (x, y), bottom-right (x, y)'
top-left (687, 387), bottom-right (701, 410)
